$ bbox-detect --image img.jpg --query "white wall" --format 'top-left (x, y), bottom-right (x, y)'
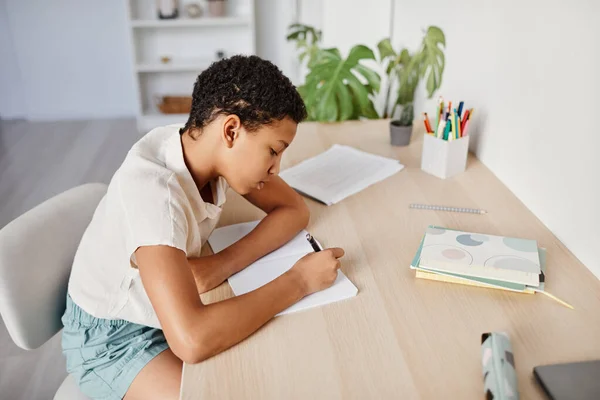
top-left (1, 0), bottom-right (138, 120)
top-left (255, 0), bottom-right (298, 83)
top-left (392, 0), bottom-right (600, 278)
top-left (0, 0), bottom-right (25, 119)
top-left (319, 0), bottom-right (394, 117)
top-left (318, 0), bottom-right (600, 278)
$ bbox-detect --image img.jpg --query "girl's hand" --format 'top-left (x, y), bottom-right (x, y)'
top-left (289, 248), bottom-right (346, 296)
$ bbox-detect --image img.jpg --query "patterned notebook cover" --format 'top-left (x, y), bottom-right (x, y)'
top-left (419, 226), bottom-right (541, 286)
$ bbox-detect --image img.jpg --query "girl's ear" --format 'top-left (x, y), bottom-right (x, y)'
top-left (222, 114), bottom-right (242, 149)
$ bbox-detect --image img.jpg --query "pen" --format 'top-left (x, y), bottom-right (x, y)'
top-left (443, 119), bottom-right (451, 140)
top-left (454, 108), bottom-right (461, 138)
top-left (306, 233), bottom-right (322, 252)
top-left (436, 119), bottom-right (445, 138)
top-left (437, 97), bottom-right (444, 131)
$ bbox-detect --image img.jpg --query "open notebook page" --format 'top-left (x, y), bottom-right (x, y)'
top-left (208, 221), bottom-right (358, 316)
top-left (279, 144), bottom-right (404, 205)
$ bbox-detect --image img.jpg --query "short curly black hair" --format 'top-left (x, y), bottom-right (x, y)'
top-left (180, 55), bottom-right (307, 136)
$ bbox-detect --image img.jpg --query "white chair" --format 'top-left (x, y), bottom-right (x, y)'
top-left (0, 183), bottom-right (107, 400)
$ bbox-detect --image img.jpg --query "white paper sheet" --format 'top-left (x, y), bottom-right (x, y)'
top-left (279, 144), bottom-right (404, 205)
top-left (208, 221), bottom-right (358, 316)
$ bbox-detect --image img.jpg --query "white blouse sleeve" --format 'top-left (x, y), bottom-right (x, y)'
top-left (117, 169), bottom-right (189, 268)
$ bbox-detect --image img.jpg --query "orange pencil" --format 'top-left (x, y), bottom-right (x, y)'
top-left (447, 101), bottom-right (452, 114)
top-left (423, 113), bottom-right (433, 133)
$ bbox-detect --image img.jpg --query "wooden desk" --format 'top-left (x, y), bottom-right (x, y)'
top-left (181, 120), bottom-right (600, 399)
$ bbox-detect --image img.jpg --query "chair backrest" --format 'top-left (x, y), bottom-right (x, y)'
top-left (0, 183), bottom-right (107, 350)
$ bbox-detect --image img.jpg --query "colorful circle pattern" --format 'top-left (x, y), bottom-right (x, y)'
top-left (456, 234), bottom-right (489, 246)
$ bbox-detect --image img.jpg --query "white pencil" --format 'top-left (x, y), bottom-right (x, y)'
top-left (409, 203), bottom-right (487, 215)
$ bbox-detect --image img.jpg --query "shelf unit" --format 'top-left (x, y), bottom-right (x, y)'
top-left (125, 0), bottom-right (256, 132)
top-left (130, 16), bottom-right (251, 28)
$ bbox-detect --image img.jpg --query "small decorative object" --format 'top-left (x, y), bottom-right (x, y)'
top-left (378, 27), bottom-right (446, 146)
top-left (185, 3), bottom-right (202, 18)
top-left (156, 95), bottom-right (192, 114)
top-left (160, 56), bottom-right (172, 64)
top-left (421, 133), bottom-right (469, 179)
top-left (390, 119), bottom-right (413, 146)
top-left (157, 0), bottom-right (179, 19)
top-left (216, 50), bottom-right (225, 59)
top-left (207, 0), bottom-right (226, 17)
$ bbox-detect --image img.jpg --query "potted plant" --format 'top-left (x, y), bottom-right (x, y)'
top-left (287, 24), bottom-right (380, 122)
top-left (377, 26), bottom-right (446, 146)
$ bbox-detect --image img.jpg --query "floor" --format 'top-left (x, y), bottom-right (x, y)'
top-left (0, 118), bottom-right (141, 399)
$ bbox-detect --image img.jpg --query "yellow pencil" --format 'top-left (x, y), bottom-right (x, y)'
top-left (535, 290), bottom-right (575, 310)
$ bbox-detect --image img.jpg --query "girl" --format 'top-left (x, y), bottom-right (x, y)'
top-left (61, 55), bottom-right (345, 400)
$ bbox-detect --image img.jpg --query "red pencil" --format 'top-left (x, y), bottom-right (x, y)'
top-left (461, 109), bottom-right (470, 133)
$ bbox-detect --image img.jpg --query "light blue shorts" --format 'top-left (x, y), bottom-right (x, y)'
top-left (61, 295), bottom-right (170, 400)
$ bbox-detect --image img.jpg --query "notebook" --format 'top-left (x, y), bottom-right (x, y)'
top-left (279, 144), bottom-right (404, 206)
top-left (410, 226), bottom-right (574, 309)
top-left (419, 226), bottom-right (541, 286)
top-left (208, 220), bottom-right (358, 316)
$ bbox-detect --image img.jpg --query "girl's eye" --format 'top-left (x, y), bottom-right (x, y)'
top-left (270, 148), bottom-right (278, 156)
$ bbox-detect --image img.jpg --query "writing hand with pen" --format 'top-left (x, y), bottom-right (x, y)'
top-left (288, 234), bottom-right (345, 296)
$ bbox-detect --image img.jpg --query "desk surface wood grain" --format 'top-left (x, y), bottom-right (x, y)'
top-left (181, 120), bottom-right (600, 400)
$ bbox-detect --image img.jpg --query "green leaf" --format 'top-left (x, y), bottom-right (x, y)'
top-left (302, 46), bottom-right (379, 121)
top-left (420, 26), bottom-right (446, 98)
top-left (336, 81), bottom-right (354, 121)
top-left (322, 48), bottom-right (342, 60)
top-left (399, 49), bottom-right (411, 66)
top-left (346, 45), bottom-right (376, 67)
top-left (287, 23), bottom-right (323, 67)
top-left (354, 64), bottom-right (381, 93)
top-left (377, 38), bottom-right (396, 61)
top-left (316, 88), bottom-right (338, 122)
top-left (426, 69), bottom-right (435, 96)
top-left (345, 72), bottom-right (371, 115)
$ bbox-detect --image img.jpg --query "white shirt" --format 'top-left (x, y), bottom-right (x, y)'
top-left (68, 124), bottom-right (228, 328)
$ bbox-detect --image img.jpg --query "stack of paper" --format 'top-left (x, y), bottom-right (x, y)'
top-left (208, 221), bottom-right (358, 316)
top-left (279, 144), bottom-right (404, 205)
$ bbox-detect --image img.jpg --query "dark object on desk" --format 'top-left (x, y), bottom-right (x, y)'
top-left (305, 234), bottom-right (322, 252)
top-left (534, 360), bottom-right (600, 400)
top-left (390, 120), bottom-right (412, 146)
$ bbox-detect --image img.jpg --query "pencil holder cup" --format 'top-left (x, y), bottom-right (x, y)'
top-left (421, 134), bottom-right (469, 179)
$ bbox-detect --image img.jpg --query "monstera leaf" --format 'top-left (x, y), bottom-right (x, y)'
top-left (300, 45), bottom-right (380, 122)
top-left (418, 26), bottom-right (446, 97)
top-left (376, 26), bottom-right (446, 121)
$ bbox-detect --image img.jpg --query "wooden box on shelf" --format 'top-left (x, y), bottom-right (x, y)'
top-left (156, 95), bottom-right (192, 114)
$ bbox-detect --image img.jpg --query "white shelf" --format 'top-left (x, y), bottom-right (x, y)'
top-left (127, 0), bottom-right (256, 132)
top-left (131, 17), bottom-right (250, 28)
top-left (136, 61), bottom-right (212, 73)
